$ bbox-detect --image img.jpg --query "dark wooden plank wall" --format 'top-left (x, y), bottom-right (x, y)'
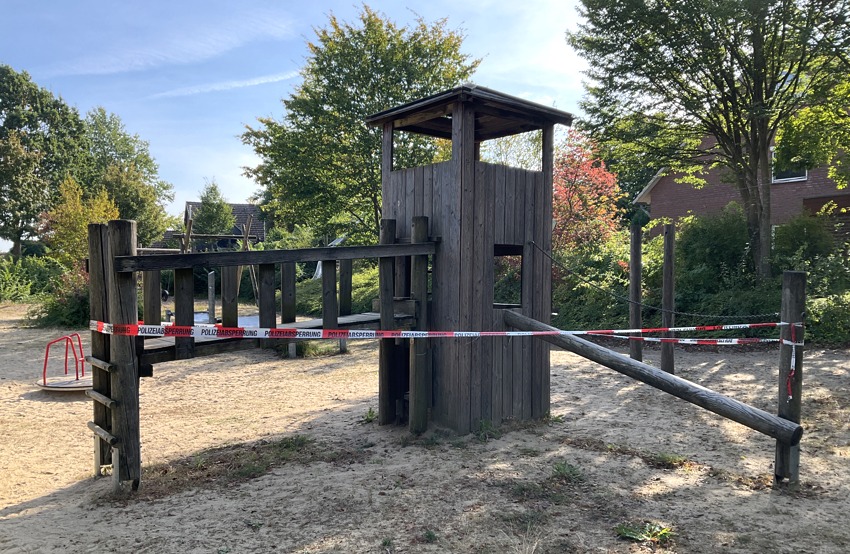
top-left (384, 157), bottom-right (550, 431)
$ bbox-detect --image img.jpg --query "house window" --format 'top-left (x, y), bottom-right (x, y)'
top-left (772, 149), bottom-right (807, 183)
top-left (494, 244), bottom-right (523, 308)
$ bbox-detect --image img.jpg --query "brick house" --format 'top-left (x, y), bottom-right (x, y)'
top-left (634, 161), bottom-right (850, 239)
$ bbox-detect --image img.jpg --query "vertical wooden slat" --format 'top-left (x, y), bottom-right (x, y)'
top-left (522, 172), bottom-right (536, 420)
top-left (661, 224), bottom-right (676, 374)
top-left (629, 222), bottom-right (644, 362)
top-left (339, 259), bottom-right (353, 316)
top-left (174, 267), bottom-right (195, 360)
top-left (540, 125), bottom-right (554, 418)
top-left (491, 311), bottom-right (504, 425)
top-left (321, 259), bottom-right (338, 336)
top-left (506, 167), bottom-right (517, 244)
top-left (107, 220), bottom-right (140, 489)
top-left (379, 219), bottom-right (397, 425)
top-left (469, 161), bottom-right (485, 426)
top-left (776, 271), bottom-right (806, 486)
top-left (381, 123), bottom-right (393, 216)
top-left (409, 216), bottom-right (430, 434)
top-left (281, 263), bottom-right (296, 324)
top-left (142, 270), bottom-right (161, 324)
top-left (455, 100), bottom-right (476, 433)
top-left (87, 224), bottom-right (112, 470)
top-left (221, 265), bottom-right (239, 328)
top-left (414, 165), bottom-right (425, 218)
top-left (495, 163), bottom-right (506, 244)
top-left (482, 161), bottom-right (496, 423)
top-left (258, 264), bottom-right (276, 349)
top-left (423, 164), bottom-right (434, 222)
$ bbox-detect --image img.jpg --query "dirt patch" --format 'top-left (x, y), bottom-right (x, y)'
top-left (1, 302), bottom-right (848, 553)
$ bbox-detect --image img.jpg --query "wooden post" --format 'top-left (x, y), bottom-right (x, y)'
top-left (87, 224), bottom-right (112, 472)
top-left (281, 262), bottom-right (297, 358)
top-left (379, 219), bottom-right (397, 424)
top-left (409, 216), bottom-right (429, 434)
top-left (143, 270), bottom-right (162, 325)
top-left (339, 259), bottom-right (353, 316)
top-left (629, 222), bottom-right (643, 362)
top-left (221, 265), bottom-right (239, 327)
top-left (174, 267), bottom-right (195, 360)
top-left (258, 264), bottom-right (276, 349)
top-left (106, 220), bottom-right (141, 490)
top-left (504, 310), bottom-right (803, 446)
top-left (321, 260), bottom-right (339, 352)
top-left (661, 223), bottom-right (675, 374)
top-left (775, 271), bottom-right (806, 487)
top-left (207, 270), bottom-right (216, 324)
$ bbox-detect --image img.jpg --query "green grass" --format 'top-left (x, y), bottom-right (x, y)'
top-left (551, 461), bottom-right (584, 482)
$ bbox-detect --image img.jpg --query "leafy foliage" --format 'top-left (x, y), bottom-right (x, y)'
top-left (776, 79), bottom-right (850, 189)
top-left (84, 107), bottom-right (175, 246)
top-left (808, 293), bottom-right (850, 345)
top-left (243, 6), bottom-right (479, 242)
top-left (569, 0), bottom-right (850, 276)
top-left (28, 266), bottom-right (90, 327)
top-left (0, 65), bottom-right (89, 258)
top-left (0, 258), bottom-right (31, 302)
top-left (192, 180), bottom-right (236, 235)
top-left (552, 130), bottom-right (622, 250)
top-left (40, 177), bottom-right (118, 268)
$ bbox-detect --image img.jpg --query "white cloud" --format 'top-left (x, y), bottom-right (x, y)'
top-left (46, 7), bottom-right (295, 76)
top-left (149, 71), bottom-right (298, 99)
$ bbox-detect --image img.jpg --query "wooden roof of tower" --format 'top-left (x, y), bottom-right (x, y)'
top-left (364, 84), bottom-right (573, 141)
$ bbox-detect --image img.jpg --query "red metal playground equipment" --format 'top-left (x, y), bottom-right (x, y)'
top-left (37, 333), bottom-right (91, 391)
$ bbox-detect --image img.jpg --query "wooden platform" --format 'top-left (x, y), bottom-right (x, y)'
top-left (140, 312), bottom-right (413, 366)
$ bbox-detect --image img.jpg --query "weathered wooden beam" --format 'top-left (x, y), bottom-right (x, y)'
top-left (629, 222), bottom-right (643, 362)
top-left (174, 267), bottom-right (195, 360)
top-left (776, 271), bottom-right (806, 486)
top-left (379, 219), bottom-right (397, 425)
top-left (87, 224), bottom-right (112, 470)
top-left (661, 223), bottom-right (675, 373)
top-left (87, 421), bottom-right (119, 446)
top-left (114, 243), bottom-right (436, 272)
top-left (86, 389), bottom-right (117, 410)
top-left (85, 356), bottom-right (116, 372)
top-left (503, 310), bottom-right (803, 446)
top-left (409, 216), bottom-right (430, 434)
top-left (106, 220), bottom-right (141, 487)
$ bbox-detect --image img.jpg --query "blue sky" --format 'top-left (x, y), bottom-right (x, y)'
top-left (2, 0), bottom-right (586, 245)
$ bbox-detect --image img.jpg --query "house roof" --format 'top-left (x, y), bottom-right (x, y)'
top-left (364, 84), bottom-right (574, 141)
top-left (184, 201), bottom-right (266, 242)
top-left (633, 168), bottom-right (667, 205)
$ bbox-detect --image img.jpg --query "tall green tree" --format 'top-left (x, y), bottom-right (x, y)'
top-left (0, 130), bottom-right (48, 259)
top-left (242, 6), bottom-right (479, 242)
top-left (192, 180), bottom-right (236, 235)
top-left (84, 107), bottom-right (175, 246)
top-left (569, 0), bottom-right (850, 277)
top-left (0, 65), bottom-right (88, 257)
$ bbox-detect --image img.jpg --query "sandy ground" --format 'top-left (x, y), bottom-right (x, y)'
top-left (1, 302), bottom-right (849, 553)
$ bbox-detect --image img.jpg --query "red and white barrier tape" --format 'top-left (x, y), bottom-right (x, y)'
top-left (602, 334), bottom-right (779, 345)
top-left (575, 322), bottom-right (784, 335)
top-left (89, 320), bottom-right (785, 346)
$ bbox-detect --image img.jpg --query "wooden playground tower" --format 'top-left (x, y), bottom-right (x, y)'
top-left (85, 85), bottom-right (573, 489)
top-left (84, 86), bottom-right (803, 492)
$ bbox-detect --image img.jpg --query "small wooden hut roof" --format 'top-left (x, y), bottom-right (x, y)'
top-left (365, 84), bottom-right (573, 142)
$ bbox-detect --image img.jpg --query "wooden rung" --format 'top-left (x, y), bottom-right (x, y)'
top-left (85, 356), bottom-right (116, 372)
top-left (87, 421), bottom-right (119, 446)
top-left (86, 390), bottom-right (117, 410)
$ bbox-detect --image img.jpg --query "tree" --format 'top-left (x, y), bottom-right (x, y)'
top-left (0, 65), bottom-right (88, 257)
top-left (84, 107), bottom-right (175, 246)
top-left (242, 6), bottom-right (479, 242)
top-left (569, 0), bottom-right (850, 277)
top-left (552, 130), bottom-right (622, 250)
top-left (0, 130), bottom-right (48, 259)
top-left (192, 180), bottom-right (235, 235)
top-left (41, 176), bottom-right (118, 268)
top-left (776, 78), bottom-right (850, 189)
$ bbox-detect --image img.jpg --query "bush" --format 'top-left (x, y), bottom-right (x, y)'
top-left (772, 213), bottom-right (835, 269)
top-left (28, 266), bottom-right (90, 327)
top-left (807, 293), bottom-right (850, 346)
top-left (551, 230), bottom-right (631, 331)
top-left (292, 263), bottom-right (379, 317)
top-left (0, 258), bottom-right (31, 302)
top-left (20, 256), bottom-right (65, 294)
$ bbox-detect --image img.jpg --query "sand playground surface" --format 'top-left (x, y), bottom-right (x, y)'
top-left (1, 302), bottom-right (849, 553)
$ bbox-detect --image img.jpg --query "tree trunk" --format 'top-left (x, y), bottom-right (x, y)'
top-left (757, 144), bottom-right (773, 278)
top-left (11, 236), bottom-right (22, 261)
